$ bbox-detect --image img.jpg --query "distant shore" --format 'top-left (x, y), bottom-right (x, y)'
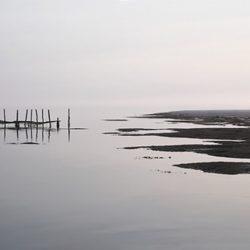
top-left (141, 110), bottom-right (250, 126)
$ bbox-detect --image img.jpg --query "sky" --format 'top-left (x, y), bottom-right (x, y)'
top-left (0, 0), bottom-right (250, 109)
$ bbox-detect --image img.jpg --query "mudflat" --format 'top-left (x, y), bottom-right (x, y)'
top-left (114, 110), bottom-right (250, 174)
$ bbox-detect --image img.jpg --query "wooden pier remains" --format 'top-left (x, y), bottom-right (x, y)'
top-left (0, 108), bottom-right (75, 143)
top-left (0, 109), bottom-right (71, 130)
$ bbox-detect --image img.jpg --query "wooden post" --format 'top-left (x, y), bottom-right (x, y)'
top-left (67, 108), bottom-right (71, 142)
top-left (25, 109), bottom-right (28, 127)
top-left (3, 109), bottom-right (6, 129)
top-left (3, 109), bottom-right (6, 123)
top-left (56, 117), bottom-right (60, 131)
top-left (48, 109), bottom-right (51, 128)
top-left (35, 109), bottom-right (38, 126)
top-left (42, 109), bottom-right (44, 123)
top-left (68, 108), bottom-right (71, 129)
top-left (36, 109), bottom-right (38, 130)
top-left (15, 109), bottom-right (19, 129)
top-left (41, 109), bottom-right (44, 130)
top-left (3, 110), bottom-right (6, 140)
top-left (30, 109), bottom-right (33, 127)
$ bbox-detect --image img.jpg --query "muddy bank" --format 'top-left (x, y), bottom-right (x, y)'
top-left (103, 119), bottom-right (128, 122)
top-left (124, 141), bottom-right (250, 159)
top-left (175, 162), bottom-right (250, 175)
top-left (119, 127), bottom-right (250, 140)
top-left (118, 128), bottom-right (159, 132)
top-left (116, 113), bottom-right (250, 159)
top-left (109, 110), bottom-right (250, 174)
top-left (120, 127), bottom-right (250, 159)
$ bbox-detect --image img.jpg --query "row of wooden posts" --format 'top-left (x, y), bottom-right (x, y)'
top-left (1, 109), bottom-right (71, 130)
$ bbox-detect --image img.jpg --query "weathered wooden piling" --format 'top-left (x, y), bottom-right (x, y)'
top-left (30, 109), bottom-right (33, 126)
top-left (15, 110), bottom-right (19, 129)
top-left (3, 109), bottom-right (6, 124)
top-left (68, 108), bottom-right (71, 129)
top-left (25, 109), bottom-right (28, 127)
top-left (56, 118), bottom-right (60, 131)
top-left (35, 109), bottom-right (38, 125)
top-left (42, 109), bottom-right (44, 125)
top-left (1, 109), bottom-right (73, 142)
top-left (48, 110), bottom-right (51, 128)
top-left (3, 109), bottom-right (6, 129)
top-left (67, 109), bottom-right (71, 142)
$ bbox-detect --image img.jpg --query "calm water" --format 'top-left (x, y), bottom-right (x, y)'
top-left (1, 106), bottom-right (250, 250)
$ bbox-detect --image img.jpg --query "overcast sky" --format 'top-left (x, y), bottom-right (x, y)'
top-left (0, 0), bottom-right (250, 109)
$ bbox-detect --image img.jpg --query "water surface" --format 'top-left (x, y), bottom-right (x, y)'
top-left (1, 106), bottom-right (250, 250)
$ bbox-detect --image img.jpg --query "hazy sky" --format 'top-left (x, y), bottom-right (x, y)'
top-left (0, 0), bottom-right (250, 109)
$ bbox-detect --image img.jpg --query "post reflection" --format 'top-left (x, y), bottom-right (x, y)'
top-left (4, 126), bottom-right (6, 142)
top-left (0, 126), bottom-right (70, 145)
top-left (68, 128), bottom-right (71, 142)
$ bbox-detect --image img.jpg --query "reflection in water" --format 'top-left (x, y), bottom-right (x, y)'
top-left (48, 128), bottom-right (51, 143)
top-left (42, 127), bottom-right (44, 142)
top-left (16, 129), bottom-right (19, 142)
top-left (36, 126), bottom-right (38, 142)
top-left (4, 126), bottom-right (6, 142)
top-left (30, 126), bottom-right (33, 141)
top-left (67, 128), bottom-right (72, 143)
top-left (0, 126), bottom-right (71, 144)
top-left (1, 125), bottom-right (74, 144)
top-left (25, 127), bottom-right (28, 141)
